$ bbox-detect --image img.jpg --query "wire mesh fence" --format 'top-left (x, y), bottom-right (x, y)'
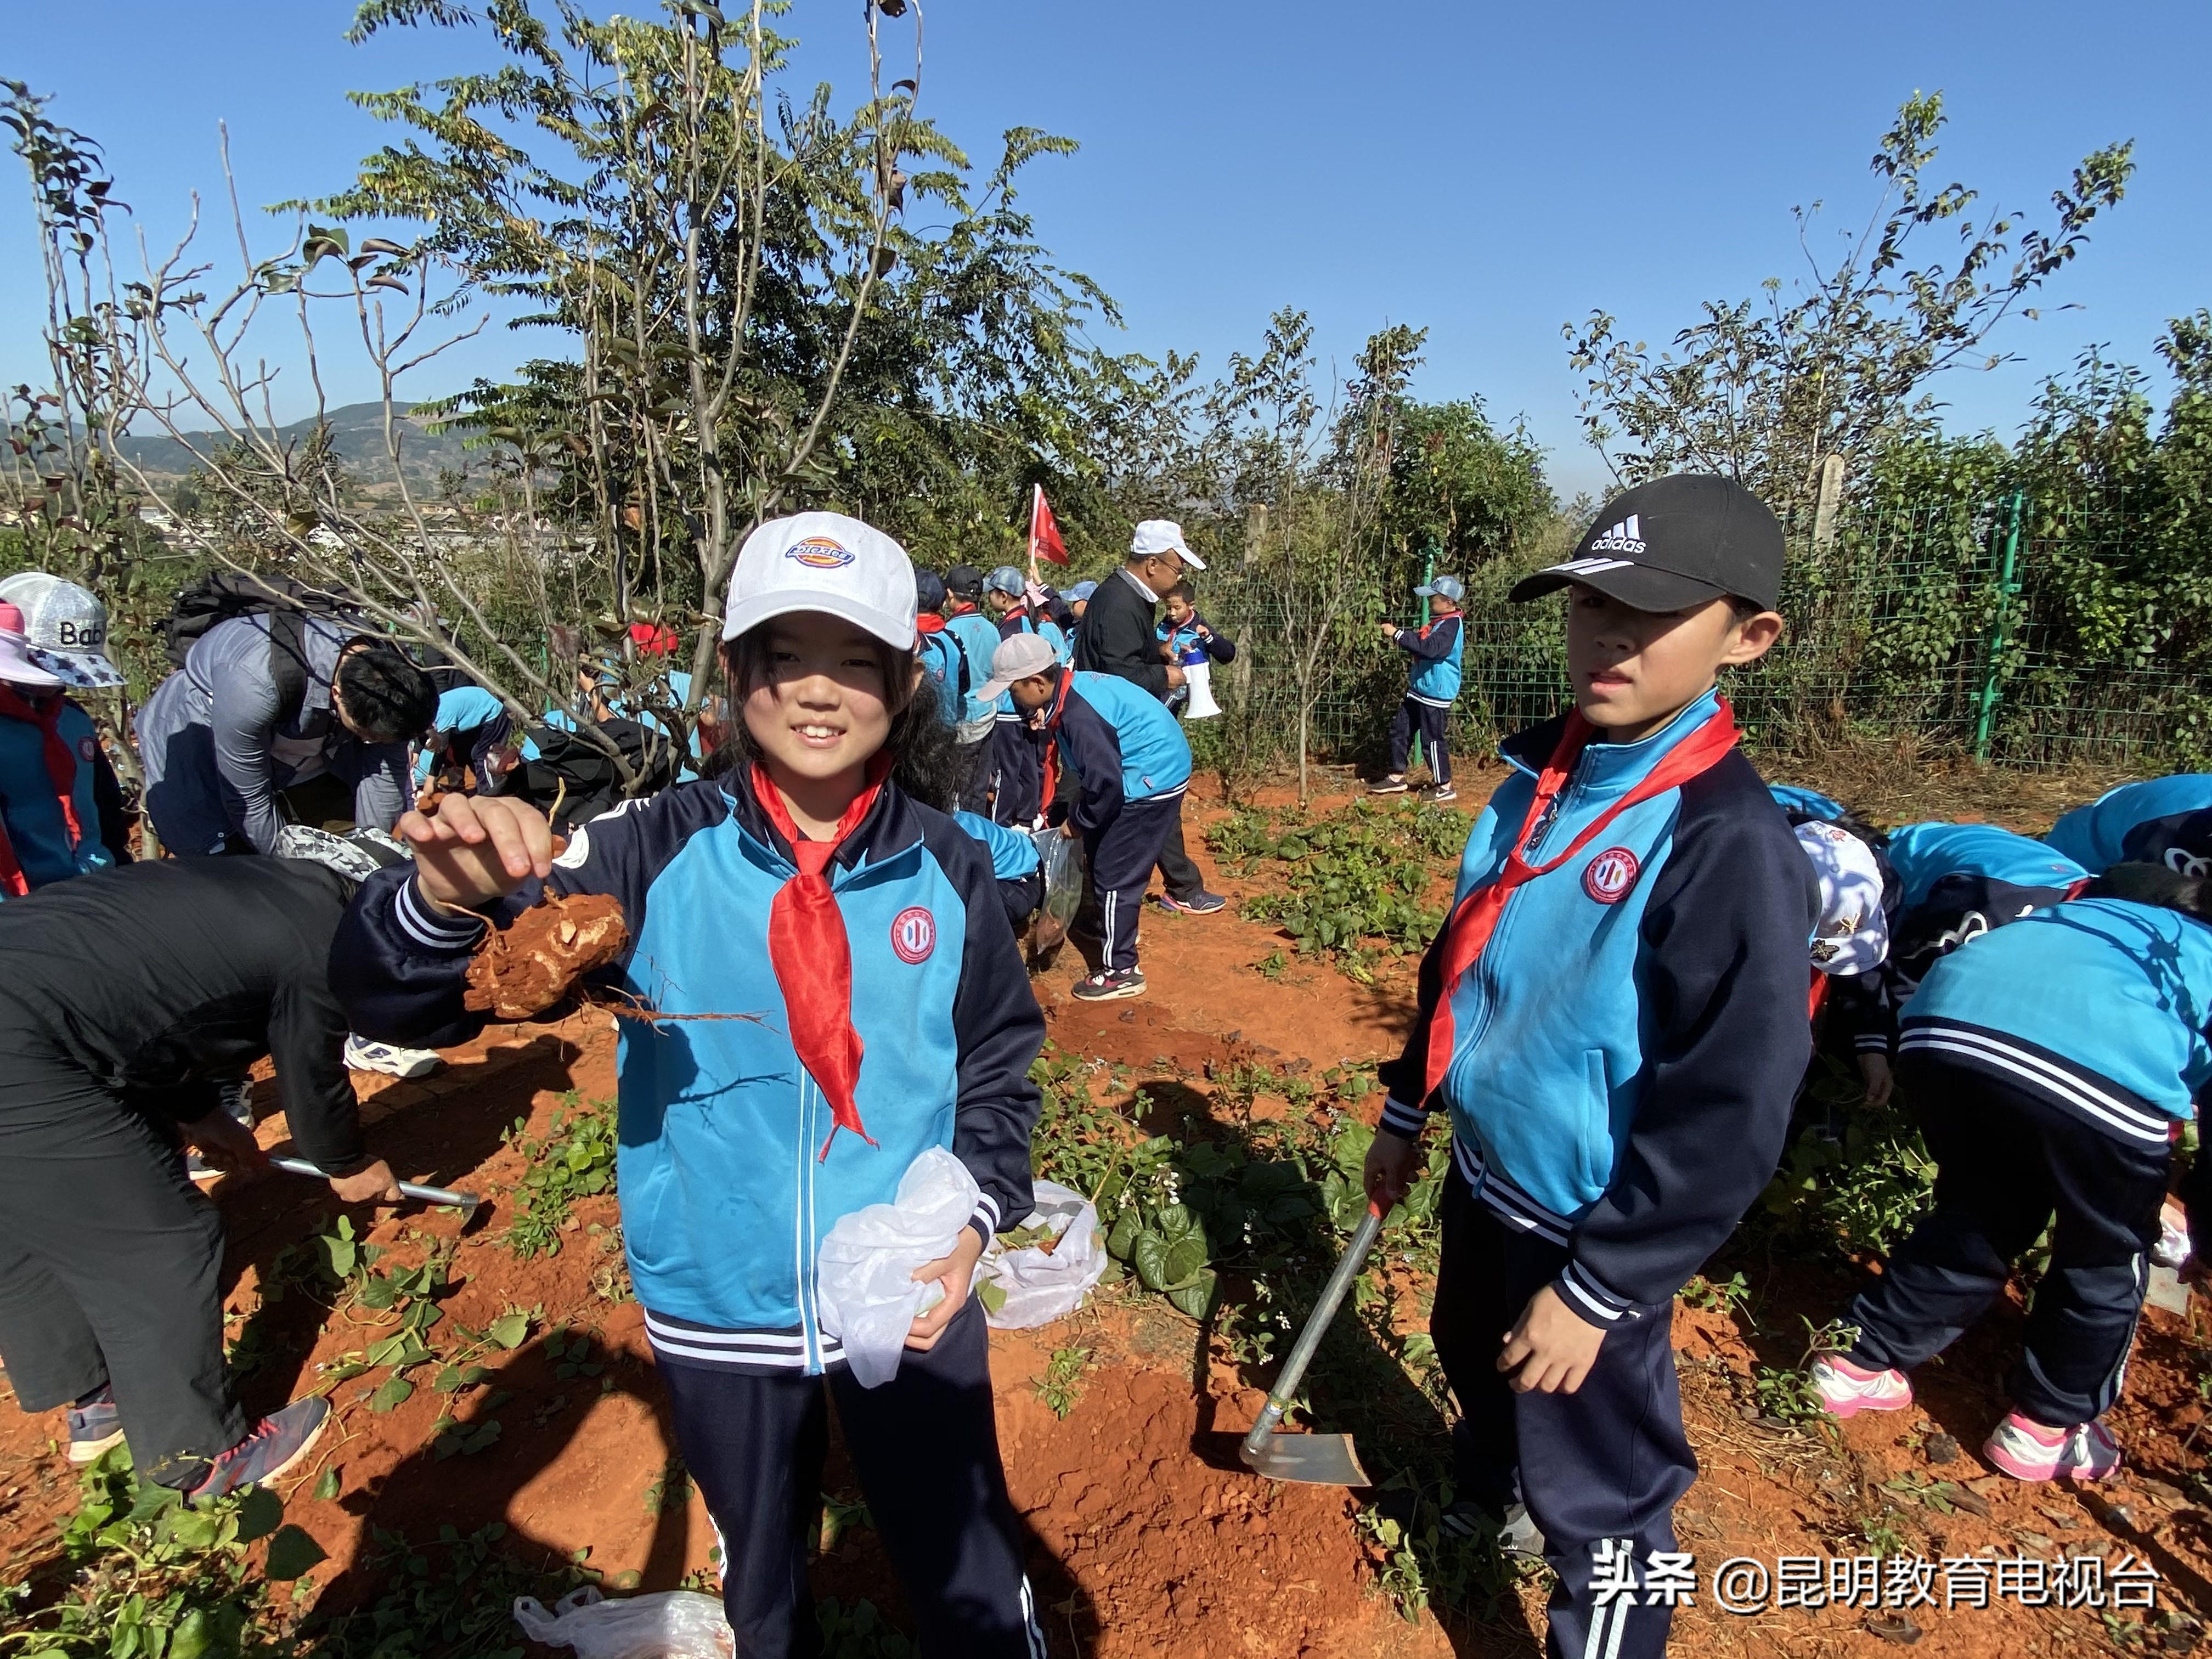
top-left (1189, 487), bottom-right (2210, 781)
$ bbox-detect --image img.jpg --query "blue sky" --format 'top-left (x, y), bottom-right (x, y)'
top-left (4, 0), bottom-right (2207, 499)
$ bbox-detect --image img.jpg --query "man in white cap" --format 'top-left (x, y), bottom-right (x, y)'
top-left (1070, 521), bottom-right (1224, 915)
top-left (0, 596), bottom-right (131, 898)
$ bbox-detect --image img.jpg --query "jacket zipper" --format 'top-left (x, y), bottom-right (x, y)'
top-left (1448, 749), bottom-right (1593, 1099)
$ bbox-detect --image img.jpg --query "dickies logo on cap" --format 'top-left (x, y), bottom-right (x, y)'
top-left (1583, 847), bottom-right (1641, 904)
top-left (786, 536), bottom-right (856, 571)
top-left (890, 905), bottom-right (936, 963)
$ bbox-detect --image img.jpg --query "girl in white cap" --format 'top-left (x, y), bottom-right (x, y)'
top-left (332, 511), bottom-right (1048, 1657)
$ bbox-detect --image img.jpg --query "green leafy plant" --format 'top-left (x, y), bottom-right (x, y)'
top-left (1207, 800), bottom-right (1462, 981)
top-left (503, 1095), bottom-right (619, 1260)
top-left (0, 1447), bottom-right (302, 1658)
top-left (1034, 1347), bottom-right (1094, 1420)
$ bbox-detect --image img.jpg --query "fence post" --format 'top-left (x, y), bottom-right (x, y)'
top-left (1972, 490), bottom-right (2027, 763)
top-left (1811, 454), bottom-right (1847, 556)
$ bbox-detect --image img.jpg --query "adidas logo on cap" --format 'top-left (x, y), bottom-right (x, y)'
top-left (1588, 514), bottom-right (1644, 555)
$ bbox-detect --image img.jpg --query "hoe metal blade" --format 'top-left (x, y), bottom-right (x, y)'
top-left (1239, 1429), bottom-right (1370, 1487)
top-left (1237, 1209), bottom-right (1382, 1488)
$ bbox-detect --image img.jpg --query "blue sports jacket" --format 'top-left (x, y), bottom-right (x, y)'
top-left (331, 775), bottom-right (1045, 1376)
top-left (992, 610), bottom-right (1071, 716)
top-left (942, 608), bottom-right (1005, 727)
top-left (1377, 690), bottom-right (1815, 1328)
top-left (1050, 671), bottom-right (1192, 833)
top-left (1392, 613), bottom-right (1464, 707)
top-left (1768, 783), bottom-right (1847, 822)
top-left (1156, 613), bottom-right (1236, 667)
top-left (1853, 822), bottom-right (2089, 1056)
top-left (0, 698), bottom-right (115, 895)
top-left (2047, 776), bottom-right (2212, 876)
top-left (1902, 896), bottom-right (2212, 1149)
top-left (955, 809), bottom-right (1046, 930)
top-left (917, 625), bottom-right (967, 723)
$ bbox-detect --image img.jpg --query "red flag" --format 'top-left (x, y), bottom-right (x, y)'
top-left (1028, 483), bottom-right (1069, 567)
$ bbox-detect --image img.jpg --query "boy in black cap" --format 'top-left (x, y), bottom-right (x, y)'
top-left (1364, 475), bottom-right (1815, 1659)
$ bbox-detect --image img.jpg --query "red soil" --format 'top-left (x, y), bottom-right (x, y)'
top-left (1, 788), bottom-right (2205, 1656)
top-left (465, 891), bottom-right (629, 1020)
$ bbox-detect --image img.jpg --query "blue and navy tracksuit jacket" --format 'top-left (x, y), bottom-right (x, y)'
top-left (2047, 775), bottom-right (2212, 876)
top-left (917, 622), bottom-right (968, 724)
top-left (941, 607), bottom-right (1005, 729)
top-left (330, 775), bottom-right (1045, 1376)
top-left (0, 696), bottom-right (117, 896)
top-left (991, 609), bottom-right (1071, 721)
top-left (1050, 672), bottom-right (1193, 836)
top-left (1156, 613), bottom-right (1236, 667)
top-left (413, 685), bottom-right (515, 787)
top-left (1390, 612), bottom-right (1464, 708)
top-left (1376, 690), bottom-right (1816, 1327)
top-left (1852, 821), bottom-right (2089, 1056)
top-left (1901, 896), bottom-right (2212, 1152)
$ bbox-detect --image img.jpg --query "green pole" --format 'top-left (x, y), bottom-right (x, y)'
top-left (1409, 539), bottom-right (1437, 775)
top-left (1972, 491), bottom-right (2025, 763)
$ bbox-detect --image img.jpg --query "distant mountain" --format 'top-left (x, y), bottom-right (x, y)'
top-left (111, 400), bottom-right (476, 483)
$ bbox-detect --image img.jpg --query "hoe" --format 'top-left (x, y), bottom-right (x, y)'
top-left (1238, 1206), bottom-right (1381, 1487)
top-left (270, 1155), bottom-right (484, 1223)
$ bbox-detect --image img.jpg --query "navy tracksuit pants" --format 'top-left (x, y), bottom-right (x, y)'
top-left (1077, 792), bottom-right (1182, 974)
top-left (991, 715), bottom-right (1044, 828)
top-left (1846, 1052), bottom-right (2168, 1427)
top-left (1388, 696), bottom-right (1451, 786)
top-left (1433, 1169), bottom-right (1692, 1659)
top-left (656, 1299), bottom-right (1043, 1658)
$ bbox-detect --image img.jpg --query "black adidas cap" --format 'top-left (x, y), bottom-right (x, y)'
top-left (1510, 474), bottom-right (1785, 613)
top-left (943, 563), bottom-right (985, 599)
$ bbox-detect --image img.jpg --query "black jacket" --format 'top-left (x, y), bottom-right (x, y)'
top-left (0, 857), bottom-right (364, 1169)
top-left (1072, 567), bottom-right (1171, 701)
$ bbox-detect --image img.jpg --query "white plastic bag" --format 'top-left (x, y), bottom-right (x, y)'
top-left (816, 1147), bottom-right (979, 1387)
top-left (1026, 826), bottom-right (1085, 965)
top-left (512, 1587), bottom-right (732, 1659)
top-left (979, 1180), bottom-right (1107, 1329)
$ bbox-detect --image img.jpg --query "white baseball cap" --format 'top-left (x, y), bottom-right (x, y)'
top-left (0, 573), bottom-right (125, 689)
top-left (722, 511), bottom-right (917, 651)
top-left (1131, 519), bottom-right (1205, 571)
top-left (1797, 820), bottom-right (1889, 977)
top-left (973, 632), bottom-right (1059, 703)
top-left (0, 601), bottom-right (61, 689)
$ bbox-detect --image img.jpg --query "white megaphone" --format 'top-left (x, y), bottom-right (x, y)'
top-left (1181, 657), bottom-right (1221, 720)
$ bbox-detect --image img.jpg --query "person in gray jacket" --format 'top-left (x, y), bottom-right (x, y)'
top-left (137, 613), bottom-right (435, 857)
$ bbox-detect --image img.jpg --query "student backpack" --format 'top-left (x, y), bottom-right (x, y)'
top-left (164, 572), bottom-right (371, 728)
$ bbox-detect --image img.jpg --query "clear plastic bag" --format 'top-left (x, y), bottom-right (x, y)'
top-left (512, 1587), bottom-right (733, 1659)
top-left (980, 1180), bottom-right (1107, 1329)
top-left (816, 1147), bottom-right (979, 1387)
top-left (1026, 826), bottom-right (1085, 966)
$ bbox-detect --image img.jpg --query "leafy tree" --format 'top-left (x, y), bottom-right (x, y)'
top-left (1565, 92), bottom-right (2134, 526)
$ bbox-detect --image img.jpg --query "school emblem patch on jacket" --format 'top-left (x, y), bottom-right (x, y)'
top-left (1582, 847), bottom-right (1641, 904)
top-left (890, 905), bottom-right (936, 963)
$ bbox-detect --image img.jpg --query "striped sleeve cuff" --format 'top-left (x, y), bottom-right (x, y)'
top-left (395, 877), bottom-right (489, 952)
top-left (1378, 1097), bottom-right (1430, 1140)
top-left (1853, 1032), bottom-right (1893, 1053)
top-left (967, 1190), bottom-right (1002, 1243)
top-left (1555, 1259), bottom-right (1640, 1328)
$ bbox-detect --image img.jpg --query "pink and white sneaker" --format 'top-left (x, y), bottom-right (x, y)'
top-left (1983, 1411), bottom-right (2121, 1482)
top-left (1808, 1352), bottom-right (1914, 1419)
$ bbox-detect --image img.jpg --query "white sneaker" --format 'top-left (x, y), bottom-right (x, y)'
top-left (1984, 1411), bottom-right (2123, 1482)
top-left (1808, 1352), bottom-right (1913, 1419)
top-left (344, 1035), bottom-right (443, 1079)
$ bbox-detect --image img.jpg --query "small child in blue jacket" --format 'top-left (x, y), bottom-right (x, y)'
top-left (1364, 477), bottom-right (1813, 1659)
top-left (331, 512), bottom-right (1047, 1657)
top-left (983, 633), bottom-right (1192, 1004)
top-left (1809, 860), bottom-right (2212, 1483)
top-left (1372, 573), bottom-right (1466, 802)
top-left (1156, 581), bottom-right (1235, 716)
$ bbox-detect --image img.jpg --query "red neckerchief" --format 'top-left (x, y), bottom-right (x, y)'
top-left (1035, 672), bottom-right (1074, 813)
top-left (916, 613), bottom-right (947, 634)
top-left (1421, 698), bottom-right (1741, 1099)
top-left (1419, 608), bottom-right (1459, 641)
top-left (0, 684), bottom-right (82, 898)
top-left (947, 601), bottom-right (978, 617)
top-left (749, 754), bottom-right (893, 1160)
